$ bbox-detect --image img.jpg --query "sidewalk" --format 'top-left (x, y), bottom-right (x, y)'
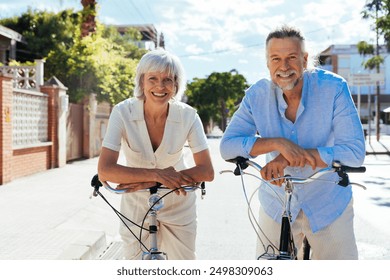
top-left (0, 136), bottom-right (389, 260)
top-left (365, 134), bottom-right (390, 155)
top-left (0, 156), bottom-right (121, 260)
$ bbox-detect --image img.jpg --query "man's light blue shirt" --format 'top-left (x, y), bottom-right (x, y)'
top-left (220, 68), bottom-right (365, 232)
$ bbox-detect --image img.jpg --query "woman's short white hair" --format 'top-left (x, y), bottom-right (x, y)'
top-left (134, 48), bottom-right (186, 101)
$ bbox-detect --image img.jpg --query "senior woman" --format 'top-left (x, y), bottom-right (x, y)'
top-left (98, 48), bottom-right (214, 259)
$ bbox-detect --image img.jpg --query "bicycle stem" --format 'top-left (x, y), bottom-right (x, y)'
top-left (148, 211), bottom-right (159, 256)
top-left (279, 179), bottom-right (294, 258)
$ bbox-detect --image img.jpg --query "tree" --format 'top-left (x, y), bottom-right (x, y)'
top-left (0, 8), bottom-right (80, 62)
top-left (186, 77), bottom-right (213, 132)
top-left (359, 0), bottom-right (390, 140)
top-left (0, 7), bottom-right (146, 104)
top-left (81, 0), bottom-right (97, 37)
top-left (186, 70), bottom-right (248, 132)
top-left (102, 25), bottom-right (146, 60)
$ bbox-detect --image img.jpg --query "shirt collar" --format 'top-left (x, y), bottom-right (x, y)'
top-left (167, 100), bottom-right (181, 122)
top-left (273, 74), bottom-right (307, 119)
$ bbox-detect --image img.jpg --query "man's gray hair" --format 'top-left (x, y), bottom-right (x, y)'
top-left (265, 25), bottom-right (318, 68)
top-left (134, 48), bottom-right (186, 100)
top-left (266, 25), bottom-right (306, 51)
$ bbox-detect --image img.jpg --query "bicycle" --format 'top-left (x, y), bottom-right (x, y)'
top-left (220, 156), bottom-right (366, 260)
top-left (90, 174), bottom-right (206, 260)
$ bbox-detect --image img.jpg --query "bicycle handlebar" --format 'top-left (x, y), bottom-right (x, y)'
top-left (90, 174), bottom-right (205, 197)
top-left (223, 156), bottom-right (366, 187)
top-left (338, 165), bottom-right (367, 173)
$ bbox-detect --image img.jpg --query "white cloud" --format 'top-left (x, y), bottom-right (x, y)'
top-left (187, 55), bottom-right (213, 62)
top-left (0, 0), bottom-right (379, 84)
top-left (157, 0), bottom-right (288, 57)
top-left (185, 44), bottom-right (204, 55)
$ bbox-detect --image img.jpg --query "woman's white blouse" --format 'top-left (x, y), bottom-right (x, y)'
top-left (102, 98), bottom-right (208, 171)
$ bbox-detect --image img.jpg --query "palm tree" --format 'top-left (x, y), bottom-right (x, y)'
top-left (81, 0), bottom-right (97, 37)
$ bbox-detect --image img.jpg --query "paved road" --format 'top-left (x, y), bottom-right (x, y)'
top-left (198, 139), bottom-right (390, 260)
top-left (0, 138), bottom-right (389, 260)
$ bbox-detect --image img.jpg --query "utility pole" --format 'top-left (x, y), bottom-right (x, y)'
top-left (375, 0), bottom-right (381, 141)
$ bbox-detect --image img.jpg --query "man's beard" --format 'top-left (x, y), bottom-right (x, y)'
top-left (274, 70), bottom-right (302, 91)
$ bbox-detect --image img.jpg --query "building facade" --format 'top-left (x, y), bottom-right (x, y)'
top-left (114, 24), bottom-right (163, 50)
top-left (319, 44), bottom-right (390, 134)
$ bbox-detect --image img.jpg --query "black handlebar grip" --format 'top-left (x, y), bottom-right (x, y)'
top-left (226, 156), bottom-right (247, 164)
top-left (149, 182), bottom-right (162, 194)
top-left (341, 166), bottom-right (366, 173)
top-left (226, 157), bottom-right (249, 175)
top-left (91, 174), bottom-right (103, 188)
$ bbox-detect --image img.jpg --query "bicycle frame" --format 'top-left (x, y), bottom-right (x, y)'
top-left (90, 174), bottom-right (205, 260)
top-left (143, 189), bottom-right (166, 260)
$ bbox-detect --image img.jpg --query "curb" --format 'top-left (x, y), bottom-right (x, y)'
top-left (56, 230), bottom-right (107, 260)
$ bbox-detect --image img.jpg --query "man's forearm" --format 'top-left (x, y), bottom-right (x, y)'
top-left (249, 137), bottom-right (282, 157)
top-left (306, 149), bottom-right (327, 168)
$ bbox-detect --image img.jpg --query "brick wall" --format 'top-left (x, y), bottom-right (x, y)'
top-left (0, 74), bottom-right (64, 185)
top-left (12, 146), bottom-right (51, 178)
top-left (0, 74), bottom-right (13, 184)
top-left (41, 85), bottom-right (59, 168)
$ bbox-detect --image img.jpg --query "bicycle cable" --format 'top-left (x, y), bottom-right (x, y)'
top-left (97, 184), bottom-right (201, 256)
top-left (95, 189), bottom-right (150, 252)
top-left (137, 187), bottom-right (184, 255)
top-left (237, 164), bottom-right (281, 254)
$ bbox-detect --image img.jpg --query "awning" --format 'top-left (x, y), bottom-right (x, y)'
top-left (384, 107), bottom-right (390, 113)
top-left (0, 25), bottom-right (25, 43)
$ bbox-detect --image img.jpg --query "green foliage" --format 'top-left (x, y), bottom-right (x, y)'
top-left (46, 23), bottom-right (139, 104)
top-left (0, 7), bottom-right (144, 105)
top-left (364, 55), bottom-right (385, 70)
top-left (357, 41), bottom-right (375, 56)
top-left (0, 8), bottom-right (80, 61)
top-left (102, 26), bottom-right (147, 60)
top-left (186, 78), bottom-right (213, 130)
top-left (359, 1), bottom-right (390, 70)
top-left (186, 70), bottom-right (248, 132)
top-left (7, 60), bottom-right (35, 66)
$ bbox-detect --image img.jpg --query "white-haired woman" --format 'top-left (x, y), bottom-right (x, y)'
top-left (98, 48), bottom-right (214, 259)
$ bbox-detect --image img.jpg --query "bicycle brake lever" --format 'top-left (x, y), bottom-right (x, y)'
top-left (90, 174), bottom-right (103, 197)
top-left (219, 170), bottom-right (235, 174)
top-left (337, 172), bottom-right (350, 187)
top-left (201, 182), bottom-right (206, 199)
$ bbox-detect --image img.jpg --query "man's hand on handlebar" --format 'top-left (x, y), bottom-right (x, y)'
top-left (276, 139), bottom-right (316, 170)
top-left (260, 149), bottom-right (326, 186)
top-left (261, 154), bottom-right (288, 186)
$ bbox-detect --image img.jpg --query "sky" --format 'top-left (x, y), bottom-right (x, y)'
top-left (0, 0), bottom-right (378, 84)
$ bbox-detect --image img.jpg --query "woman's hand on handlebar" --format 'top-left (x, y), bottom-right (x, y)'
top-left (155, 167), bottom-right (195, 195)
